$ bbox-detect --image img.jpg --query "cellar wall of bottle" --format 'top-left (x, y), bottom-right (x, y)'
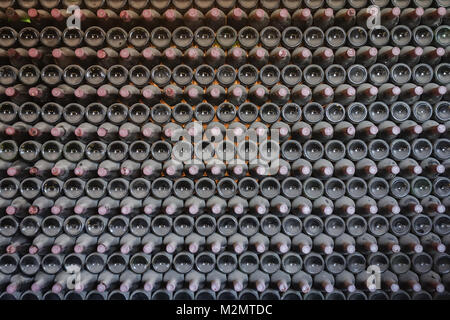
top-left (0, 0), bottom-right (449, 300)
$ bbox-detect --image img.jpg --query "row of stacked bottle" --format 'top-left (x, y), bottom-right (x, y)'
top-left (0, 0), bottom-right (449, 300)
